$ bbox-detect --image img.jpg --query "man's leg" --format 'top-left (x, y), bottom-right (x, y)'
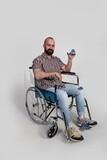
top-left (46, 87), bottom-right (84, 141)
top-left (62, 83), bottom-right (85, 117)
top-left (46, 87), bottom-right (72, 126)
top-left (62, 83), bottom-right (97, 128)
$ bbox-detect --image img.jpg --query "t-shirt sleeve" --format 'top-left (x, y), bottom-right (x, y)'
top-left (32, 58), bottom-right (42, 71)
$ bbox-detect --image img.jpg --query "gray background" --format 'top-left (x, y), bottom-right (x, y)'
top-left (0, 0), bottom-right (107, 159)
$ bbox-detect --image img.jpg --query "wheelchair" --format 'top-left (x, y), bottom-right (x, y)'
top-left (25, 67), bottom-right (92, 141)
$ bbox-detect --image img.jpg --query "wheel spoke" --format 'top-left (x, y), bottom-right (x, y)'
top-left (26, 87), bottom-right (47, 124)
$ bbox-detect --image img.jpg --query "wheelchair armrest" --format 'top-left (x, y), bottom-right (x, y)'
top-left (61, 71), bottom-right (76, 75)
top-left (61, 71), bottom-right (79, 85)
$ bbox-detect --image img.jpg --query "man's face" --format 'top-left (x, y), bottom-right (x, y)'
top-left (43, 39), bottom-right (55, 55)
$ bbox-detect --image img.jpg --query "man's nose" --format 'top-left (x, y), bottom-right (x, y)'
top-left (50, 45), bottom-right (54, 48)
top-left (49, 46), bottom-right (54, 50)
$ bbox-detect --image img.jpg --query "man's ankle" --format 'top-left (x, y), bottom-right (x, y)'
top-left (78, 115), bottom-right (85, 120)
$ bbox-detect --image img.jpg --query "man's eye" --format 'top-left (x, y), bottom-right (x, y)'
top-left (47, 44), bottom-right (54, 47)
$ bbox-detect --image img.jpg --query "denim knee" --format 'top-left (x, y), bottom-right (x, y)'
top-left (75, 86), bottom-right (83, 96)
top-left (56, 89), bottom-right (68, 101)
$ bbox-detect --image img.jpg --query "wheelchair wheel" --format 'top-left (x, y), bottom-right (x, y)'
top-left (25, 87), bottom-right (47, 124)
top-left (47, 123), bottom-right (58, 138)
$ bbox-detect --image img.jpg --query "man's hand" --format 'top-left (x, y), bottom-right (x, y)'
top-left (54, 72), bottom-right (62, 81)
top-left (67, 52), bottom-right (76, 60)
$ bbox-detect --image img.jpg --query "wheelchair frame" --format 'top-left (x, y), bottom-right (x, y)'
top-left (25, 67), bottom-right (92, 139)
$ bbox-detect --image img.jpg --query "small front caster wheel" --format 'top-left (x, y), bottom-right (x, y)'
top-left (47, 123), bottom-right (58, 138)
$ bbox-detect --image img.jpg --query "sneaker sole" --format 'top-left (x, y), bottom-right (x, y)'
top-left (64, 132), bottom-right (84, 142)
top-left (77, 121), bottom-right (97, 128)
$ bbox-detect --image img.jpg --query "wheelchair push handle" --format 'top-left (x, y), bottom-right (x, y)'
top-left (29, 66), bottom-right (32, 69)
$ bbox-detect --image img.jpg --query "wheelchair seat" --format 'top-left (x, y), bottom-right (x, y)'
top-left (37, 87), bottom-right (57, 104)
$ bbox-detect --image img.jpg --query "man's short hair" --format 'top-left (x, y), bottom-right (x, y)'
top-left (44, 37), bottom-right (54, 45)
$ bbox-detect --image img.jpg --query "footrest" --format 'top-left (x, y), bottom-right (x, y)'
top-left (80, 123), bottom-right (92, 130)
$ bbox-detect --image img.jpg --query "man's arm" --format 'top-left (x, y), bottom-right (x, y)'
top-left (61, 54), bottom-right (75, 72)
top-left (33, 69), bottom-right (62, 80)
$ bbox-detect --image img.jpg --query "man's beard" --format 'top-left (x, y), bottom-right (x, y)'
top-left (45, 48), bottom-right (54, 55)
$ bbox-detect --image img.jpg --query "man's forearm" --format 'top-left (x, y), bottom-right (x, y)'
top-left (34, 70), bottom-right (56, 80)
top-left (65, 59), bottom-right (72, 72)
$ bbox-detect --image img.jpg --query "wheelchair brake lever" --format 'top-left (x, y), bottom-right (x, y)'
top-left (54, 84), bottom-right (57, 93)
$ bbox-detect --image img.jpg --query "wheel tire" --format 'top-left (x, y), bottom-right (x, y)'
top-left (25, 87), bottom-right (47, 124)
top-left (47, 123), bottom-right (58, 138)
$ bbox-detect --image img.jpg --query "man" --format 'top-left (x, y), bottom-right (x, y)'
top-left (32, 37), bottom-right (97, 142)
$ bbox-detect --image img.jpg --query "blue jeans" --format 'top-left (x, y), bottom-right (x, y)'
top-left (46, 83), bottom-right (85, 127)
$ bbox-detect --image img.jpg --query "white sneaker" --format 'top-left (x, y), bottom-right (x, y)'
top-left (66, 127), bottom-right (84, 142)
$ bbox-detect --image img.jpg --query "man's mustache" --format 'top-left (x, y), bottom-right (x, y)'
top-left (48, 49), bottom-right (53, 52)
